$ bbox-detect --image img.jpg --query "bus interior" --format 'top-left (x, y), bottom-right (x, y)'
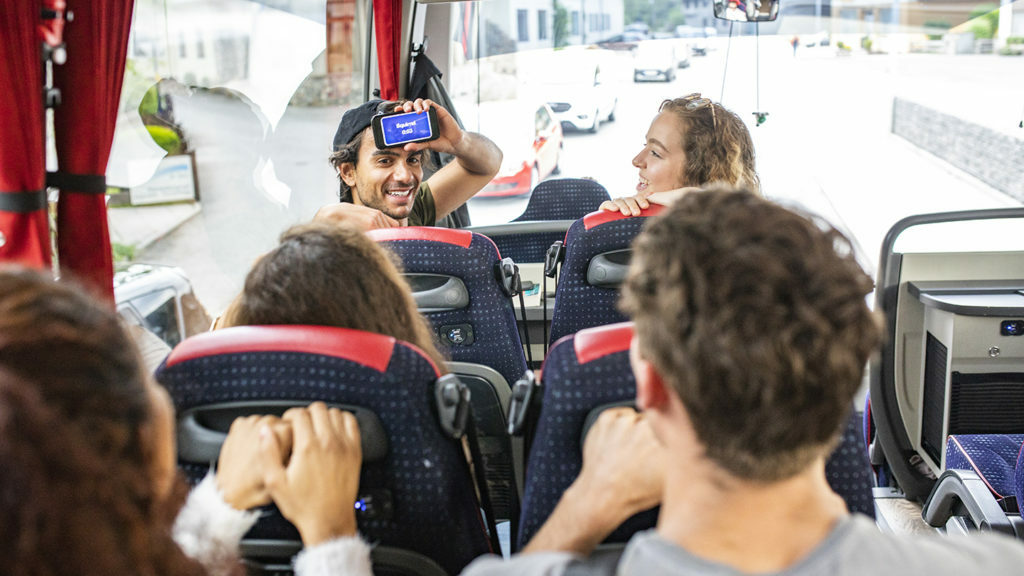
top-left (2, 0), bottom-right (1024, 572)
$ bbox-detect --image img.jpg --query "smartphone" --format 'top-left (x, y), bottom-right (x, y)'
top-left (371, 107), bottom-right (440, 149)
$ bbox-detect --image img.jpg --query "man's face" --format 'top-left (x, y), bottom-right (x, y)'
top-left (340, 130), bottom-right (424, 221)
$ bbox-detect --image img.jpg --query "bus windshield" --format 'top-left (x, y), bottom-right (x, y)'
top-left (107, 0), bottom-right (1023, 318)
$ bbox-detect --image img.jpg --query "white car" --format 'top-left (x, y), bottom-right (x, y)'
top-left (526, 50), bottom-right (618, 133)
top-left (634, 40), bottom-right (679, 83)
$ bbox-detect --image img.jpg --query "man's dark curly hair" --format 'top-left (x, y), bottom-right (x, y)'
top-left (620, 188), bottom-right (881, 482)
top-left (0, 267), bottom-right (209, 576)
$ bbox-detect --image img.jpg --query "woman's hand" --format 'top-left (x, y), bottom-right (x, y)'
top-left (217, 415), bottom-right (293, 510)
top-left (260, 402), bottom-right (362, 546)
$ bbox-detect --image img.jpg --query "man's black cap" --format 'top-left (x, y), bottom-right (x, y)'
top-left (333, 99), bottom-right (387, 152)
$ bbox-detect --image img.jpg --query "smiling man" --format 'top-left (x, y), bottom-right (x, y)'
top-left (314, 98), bottom-right (501, 231)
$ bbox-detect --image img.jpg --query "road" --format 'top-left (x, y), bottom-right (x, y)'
top-left (136, 41), bottom-right (1021, 313)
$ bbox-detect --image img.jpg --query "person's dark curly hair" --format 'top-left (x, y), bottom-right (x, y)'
top-left (620, 188), bottom-right (881, 482)
top-left (0, 267), bottom-right (208, 576)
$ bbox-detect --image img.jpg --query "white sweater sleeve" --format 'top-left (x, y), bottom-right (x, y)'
top-left (173, 473), bottom-right (259, 576)
top-left (294, 536), bottom-right (373, 576)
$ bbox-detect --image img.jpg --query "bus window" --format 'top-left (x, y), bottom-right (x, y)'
top-left (50, 0), bottom-right (1024, 326)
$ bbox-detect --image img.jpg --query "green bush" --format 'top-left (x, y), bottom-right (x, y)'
top-left (923, 20), bottom-right (950, 41)
top-left (139, 84), bottom-right (159, 117)
top-left (112, 242), bottom-right (135, 263)
top-left (146, 125), bottom-right (184, 154)
top-left (1008, 37), bottom-right (1024, 45)
top-left (967, 4), bottom-right (999, 39)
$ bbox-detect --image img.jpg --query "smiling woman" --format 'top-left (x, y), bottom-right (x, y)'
top-left (603, 94), bottom-right (759, 214)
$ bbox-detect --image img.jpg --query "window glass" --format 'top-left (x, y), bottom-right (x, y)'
top-left (110, 0), bottom-right (368, 316)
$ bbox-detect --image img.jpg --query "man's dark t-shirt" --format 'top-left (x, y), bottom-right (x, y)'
top-left (408, 182), bottom-right (436, 226)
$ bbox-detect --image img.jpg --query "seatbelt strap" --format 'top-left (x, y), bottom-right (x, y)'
top-left (516, 273), bottom-right (533, 367)
top-left (543, 241), bottom-right (565, 354)
top-left (464, 413), bottom-right (503, 554)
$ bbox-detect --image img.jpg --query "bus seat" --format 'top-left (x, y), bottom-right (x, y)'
top-left (921, 434), bottom-right (1024, 538)
top-left (514, 178), bottom-right (611, 222)
top-left (368, 227), bottom-right (526, 522)
top-left (515, 322), bottom-right (650, 551)
top-left (945, 435), bottom-right (1024, 511)
top-left (515, 322), bottom-right (877, 550)
top-left (155, 325), bottom-right (495, 574)
top-left (483, 178), bottom-right (611, 264)
top-left (547, 206), bottom-right (662, 346)
top-left (368, 227), bottom-right (528, 388)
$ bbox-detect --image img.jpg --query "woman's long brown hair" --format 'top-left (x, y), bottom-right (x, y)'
top-left (221, 222), bottom-right (448, 371)
top-left (0, 267), bottom-right (207, 576)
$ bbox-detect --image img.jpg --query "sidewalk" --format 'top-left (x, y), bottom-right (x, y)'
top-left (107, 201), bottom-right (201, 252)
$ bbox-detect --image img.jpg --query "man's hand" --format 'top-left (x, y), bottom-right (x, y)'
top-left (394, 99), bottom-right (501, 219)
top-left (523, 408), bottom-right (665, 554)
top-left (314, 202), bottom-right (399, 231)
top-left (260, 402), bottom-right (362, 546)
top-left (217, 414), bottom-right (293, 510)
top-left (393, 98), bottom-right (464, 158)
top-left (574, 408), bottom-right (665, 517)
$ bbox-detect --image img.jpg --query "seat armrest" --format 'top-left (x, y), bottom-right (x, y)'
top-left (922, 469), bottom-right (1016, 536)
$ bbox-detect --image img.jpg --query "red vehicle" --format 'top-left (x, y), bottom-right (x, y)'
top-left (477, 102), bottom-right (563, 197)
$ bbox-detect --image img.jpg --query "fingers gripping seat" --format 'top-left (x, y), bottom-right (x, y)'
top-left (547, 206), bottom-right (663, 345)
top-left (517, 322), bottom-right (877, 549)
top-left (516, 322), bottom-right (651, 550)
top-left (155, 325), bottom-right (492, 575)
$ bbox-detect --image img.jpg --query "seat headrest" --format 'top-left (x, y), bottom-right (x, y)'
top-left (164, 325), bottom-right (439, 376)
top-left (368, 226), bottom-right (473, 248)
top-left (572, 322), bottom-right (634, 364)
top-left (582, 204), bottom-right (664, 231)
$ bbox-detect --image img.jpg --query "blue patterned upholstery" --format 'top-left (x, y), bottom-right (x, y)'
top-left (488, 227), bottom-right (567, 265)
top-left (369, 227), bottom-right (527, 388)
top-left (1016, 443), bottom-right (1024, 512)
top-left (518, 322), bottom-right (646, 550)
top-left (488, 179), bottom-right (611, 264)
top-left (519, 322), bottom-right (878, 549)
top-left (827, 411), bottom-right (877, 519)
top-left (514, 178), bottom-right (611, 222)
top-left (369, 227), bottom-right (525, 522)
top-left (156, 325), bottom-right (491, 574)
top-left (548, 207), bottom-right (663, 345)
top-left (945, 434), bottom-right (1024, 509)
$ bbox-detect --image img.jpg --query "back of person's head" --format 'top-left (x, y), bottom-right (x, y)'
top-left (659, 97), bottom-right (759, 193)
top-left (620, 188), bottom-right (880, 482)
top-left (224, 222), bottom-right (447, 370)
top-left (0, 267), bottom-right (204, 576)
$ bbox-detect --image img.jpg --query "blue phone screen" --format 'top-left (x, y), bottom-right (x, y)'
top-left (380, 112), bottom-right (433, 146)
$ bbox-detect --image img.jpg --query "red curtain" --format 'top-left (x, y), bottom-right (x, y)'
top-left (52, 0), bottom-right (135, 301)
top-left (0, 2), bottom-right (54, 268)
top-left (373, 0), bottom-right (402, 100)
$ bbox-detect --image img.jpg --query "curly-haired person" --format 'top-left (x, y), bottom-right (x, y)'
top-left (0, 267), bottom-right (369, 576)
top-left (600, 94), bottom-right (760, 215)
top-left (463, 188), bottom-right (1024, 575)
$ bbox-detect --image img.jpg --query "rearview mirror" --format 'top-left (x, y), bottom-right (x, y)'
top-left (714, 0), bottom-right (780, 22)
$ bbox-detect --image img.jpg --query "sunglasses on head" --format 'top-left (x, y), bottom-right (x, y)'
top-left (681, 93), bottom-right (717, 130)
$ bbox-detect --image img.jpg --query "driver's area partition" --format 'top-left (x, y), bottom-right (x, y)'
top-left (870, 208), bottom-right (1024, 538)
